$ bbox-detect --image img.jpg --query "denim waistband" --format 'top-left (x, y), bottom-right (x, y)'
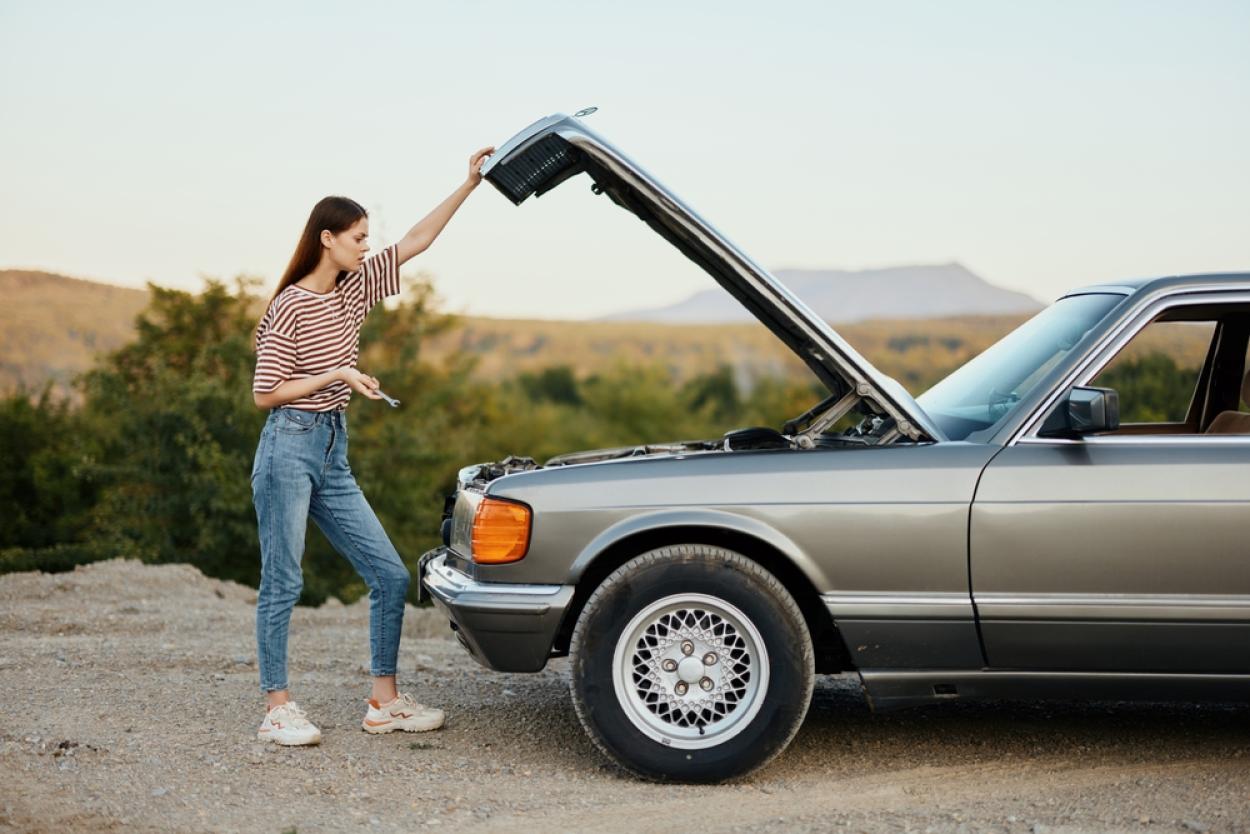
top-left (269, 406), bottom-right (347, 428)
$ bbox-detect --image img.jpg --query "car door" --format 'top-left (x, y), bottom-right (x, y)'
top-left (971, 292), bottom-right (1250, 673)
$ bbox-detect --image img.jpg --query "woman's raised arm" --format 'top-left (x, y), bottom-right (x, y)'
top-left (395, 146), bottom-right (494, 266)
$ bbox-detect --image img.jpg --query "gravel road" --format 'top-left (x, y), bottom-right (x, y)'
top-left (1, 560), bottom-right (1247, 834)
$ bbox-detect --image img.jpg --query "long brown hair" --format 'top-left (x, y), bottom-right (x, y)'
top-left (260, 195), bottom-right (367, 326)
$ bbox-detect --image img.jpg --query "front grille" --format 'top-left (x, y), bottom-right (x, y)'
top-left (486, 134), bottom-right (583, 205)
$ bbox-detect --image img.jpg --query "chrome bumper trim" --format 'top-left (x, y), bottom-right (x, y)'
top-left (424, 556), bottom-right (564, 597)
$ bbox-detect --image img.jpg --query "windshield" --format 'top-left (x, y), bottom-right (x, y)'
top-left (916, 293), bottom-right (1123, 441)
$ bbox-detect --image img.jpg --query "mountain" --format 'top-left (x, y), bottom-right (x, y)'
top-left (603, 262), bottom-right (1042, 323)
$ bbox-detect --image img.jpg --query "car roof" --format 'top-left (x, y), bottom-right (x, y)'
top-left (1063, 272), bottom-right (1250, 299)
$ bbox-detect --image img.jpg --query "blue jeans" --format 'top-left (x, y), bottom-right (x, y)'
top-left (251, 407), bottom-right (410, 693)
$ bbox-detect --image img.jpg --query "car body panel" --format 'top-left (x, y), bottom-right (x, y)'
top-left (974, 415), bottom-right (1250, 674)
top-left (475, 442), bottom-right (998, 670)
top-left (482, 443), bottom-right (993, 588)
top-left (969, 283), bottom-right (1250, 675)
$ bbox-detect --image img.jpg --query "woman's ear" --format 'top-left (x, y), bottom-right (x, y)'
top-left (319, 229), bottom-right (334, 248)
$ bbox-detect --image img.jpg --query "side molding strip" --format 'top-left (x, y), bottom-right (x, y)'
top-left (823, 591), bottom-right (974, 621)
top-left (975, 593), bottom-right (1250, 622)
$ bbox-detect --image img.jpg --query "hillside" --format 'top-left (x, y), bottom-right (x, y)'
top-left (0, 270), bottom-right (151, 399)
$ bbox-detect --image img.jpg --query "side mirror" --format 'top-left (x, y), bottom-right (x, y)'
top-left (1038, 386), bottom-right (1120, 438)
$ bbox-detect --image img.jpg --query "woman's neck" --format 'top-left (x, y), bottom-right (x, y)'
top-left (295, 258), bottom-right (340, 294)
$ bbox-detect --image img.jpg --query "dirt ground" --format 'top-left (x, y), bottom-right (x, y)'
top-left (1, 559), bottom-right (1247, 834)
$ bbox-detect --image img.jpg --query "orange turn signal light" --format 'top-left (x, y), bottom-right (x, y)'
top-left (471, 497), bottom-right (531, 564)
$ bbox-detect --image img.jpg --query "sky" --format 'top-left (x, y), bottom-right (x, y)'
top-left (2, 1), bottom-right (1248, 319)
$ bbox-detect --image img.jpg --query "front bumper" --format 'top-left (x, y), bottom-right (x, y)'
top-left (418, 547), bottom-right (575, 673)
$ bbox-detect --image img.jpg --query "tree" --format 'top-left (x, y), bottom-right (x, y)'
top-left (76, 278), bottom-right (266, 581)
top-left (0, 384), bottom-right (102, 571)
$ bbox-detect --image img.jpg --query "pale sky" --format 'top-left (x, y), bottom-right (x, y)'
top-left (2, 1), bottom-right (1248, 319)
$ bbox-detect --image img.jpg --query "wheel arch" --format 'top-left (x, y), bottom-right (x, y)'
top-left (554, 515), bottom-right (852, 673)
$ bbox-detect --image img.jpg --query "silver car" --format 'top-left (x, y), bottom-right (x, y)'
top-left (419, 112), bottom-right (1250, 782)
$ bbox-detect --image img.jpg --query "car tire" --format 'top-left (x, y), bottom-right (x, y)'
top-left (568, 544), bottom-right (814, 782)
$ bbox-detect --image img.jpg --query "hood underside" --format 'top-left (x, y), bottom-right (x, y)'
top-left (480, 112), bottom-right (943, 444)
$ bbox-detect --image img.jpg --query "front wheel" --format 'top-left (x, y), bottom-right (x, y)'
top-left (568, 545), bottom-right (814, 782)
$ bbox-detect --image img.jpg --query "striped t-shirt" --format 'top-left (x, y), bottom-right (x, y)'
top-left (252, 244), bottom-right (401, 411)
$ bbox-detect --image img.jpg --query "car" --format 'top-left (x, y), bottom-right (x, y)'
top-left (419, 111), bottom-right (1250, 782)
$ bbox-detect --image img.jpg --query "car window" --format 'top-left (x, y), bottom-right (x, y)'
top-left (917, 293), bottom-right (1122, 441)
top-left (1090, 319), bottom-right (1216, 425)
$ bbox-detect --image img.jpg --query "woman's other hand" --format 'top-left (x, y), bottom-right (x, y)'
top-left (340, 367), bottom-right (383, 399)
top-left (467, 146), bottom-right (495, 187)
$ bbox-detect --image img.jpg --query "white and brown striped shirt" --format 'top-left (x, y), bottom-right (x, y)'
top-left (252, 244), bottom-right (401, 411)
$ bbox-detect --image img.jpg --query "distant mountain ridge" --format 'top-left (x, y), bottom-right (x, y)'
top-left (603, 262), bottom-right (1042, 323)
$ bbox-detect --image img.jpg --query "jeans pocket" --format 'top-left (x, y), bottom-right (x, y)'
top-left (275, 409), bottom-right (316, 434)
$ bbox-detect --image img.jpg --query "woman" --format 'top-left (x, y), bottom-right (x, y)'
top-left (250, 146), bottom-right (494, 746)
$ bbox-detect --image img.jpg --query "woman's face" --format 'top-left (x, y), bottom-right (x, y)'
top-left (322, 217), bottom-right (370, 271)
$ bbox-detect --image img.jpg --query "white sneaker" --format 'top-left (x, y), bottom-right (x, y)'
top-left (257, 702), bottom-right (322, 746)
top-left (362, 692), bottom-right (445, 734)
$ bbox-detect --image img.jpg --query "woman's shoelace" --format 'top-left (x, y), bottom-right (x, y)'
top-left (274, 703), bottom-right (311, 726)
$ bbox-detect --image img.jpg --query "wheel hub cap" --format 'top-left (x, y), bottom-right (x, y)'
top-left (611, 593), bottom-right (770, 750)
top-left (676, 655), bottom-right (705, 683)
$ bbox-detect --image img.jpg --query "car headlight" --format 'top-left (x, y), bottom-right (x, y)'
top-left (471, 497), bottom-right (531, 564)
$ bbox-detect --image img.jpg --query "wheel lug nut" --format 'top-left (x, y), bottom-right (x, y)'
top-left (703, 652), bottom-right (718, 666)
top-left (661, 659), bottom-right (678, 673)
top-left (699, 677), bottom-right (714, 692)
top-left (674, 681), bottom-right (689, 696)
top-left (680, 641), bottom-right (695, 656)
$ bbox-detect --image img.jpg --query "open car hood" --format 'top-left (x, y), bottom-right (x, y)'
top-left (481, 112), bottom-right (943, 444)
